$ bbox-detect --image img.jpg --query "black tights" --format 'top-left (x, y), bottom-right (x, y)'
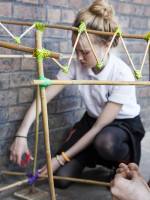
top-left (54, 125), bottom-right (130, 188)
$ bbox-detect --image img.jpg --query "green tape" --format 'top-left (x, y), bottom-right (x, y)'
top-left (62, 64), bottom-right (69, 74)
top-left (78, 21), bottom-right (86, 34)
top-left (39, 74), bottom-right (52, 90)
top-left (33, 48), bottom-right (51, 62)
top-left (34, 22), bottom-right (45, 35)
top-left (14, 37), bottom-right (21, 44)
top-left (134, 70), bottom-right (142, 79)
top-left (115, 27), bottom-right (122, 37)
top-left (144, 32), bottom-right (150, 41)
top-left (96, 61), bottom-right (103, 69)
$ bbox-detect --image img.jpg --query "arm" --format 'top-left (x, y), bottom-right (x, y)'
top-left (65, 101), bottom-right (123, 159)
top-left (10, 84), bottom-right (65, 165)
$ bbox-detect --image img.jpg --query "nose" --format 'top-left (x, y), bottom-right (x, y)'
top-left (76, 51), bottom-right (83, 61)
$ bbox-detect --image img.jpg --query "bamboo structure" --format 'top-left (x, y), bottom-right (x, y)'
top-left (35, 30), bottom-right (56, 200)
top-left (2, 171), bottom-right (110, 189)
top-left (31, 80), bottom-right (150, 86)
top-left (0, 20), bottom-right (145, 39)
top-left (0, 19), bottom-right (150, 200)
top-left (0, 41), bottom-right (62, 59)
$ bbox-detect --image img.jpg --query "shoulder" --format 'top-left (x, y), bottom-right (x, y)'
top-left (109, 53), bottom-right (135, 81)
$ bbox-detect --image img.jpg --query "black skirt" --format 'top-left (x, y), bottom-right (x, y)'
top-left (57, 112), bottom-right (145, 168)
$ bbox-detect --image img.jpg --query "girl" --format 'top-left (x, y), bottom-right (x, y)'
top-left (10, 0), bottom-right (145, 188)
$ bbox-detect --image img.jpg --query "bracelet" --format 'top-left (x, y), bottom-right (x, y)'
top-left (56, 155), bottom-right (64, 166)
top-left (15, 136), bottom-right (27, 138)
top-left (61, 152), bottom-right (70, 162)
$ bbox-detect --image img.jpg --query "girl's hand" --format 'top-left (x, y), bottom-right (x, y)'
top-left (10, 137), bottom-right (30, 166)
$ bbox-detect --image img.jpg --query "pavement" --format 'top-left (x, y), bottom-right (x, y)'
top-left (0, 131), bottom-right (150, 200)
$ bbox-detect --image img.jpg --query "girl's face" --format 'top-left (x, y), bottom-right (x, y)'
top-left (72, 33), bottom-right (107, 70)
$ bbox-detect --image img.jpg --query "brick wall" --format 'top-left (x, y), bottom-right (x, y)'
top-left (0, 0), bottom-right (150, 179)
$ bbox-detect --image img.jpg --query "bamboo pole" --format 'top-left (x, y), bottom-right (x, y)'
top-left (0, 20), bottom-right (145, 39)
top-left (0, 179), bottom-right (28, 192)
top-left (35, 30), bottom-right (56, 200)
top-left (140, 40), bottom-right (150, 71)
top-left (31, 84), bottom-right (40, 191)
top-left (1, 171), bottom-right (110, 187)
top-left (85, 31), bottom-right (99, 62)
top-left (101, 33), bottom-right (117, 62)
top-left (31, 80), bottom-right (150, 86)
top-left (0, 41), bottom-right (62, 59)
top-left (149, 45), bottom-right (150, 81)
top-left (67, 33), bottom-right (80, 66)
top-left (120, 36), bottom-right (136, 71)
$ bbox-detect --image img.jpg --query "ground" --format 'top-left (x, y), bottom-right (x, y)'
top-left (0, 132), bottom-right (150, 200)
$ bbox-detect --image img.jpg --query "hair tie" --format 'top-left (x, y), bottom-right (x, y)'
top-left (56, 155), bottom-right (64, 166)
top-left (61, 152), bottom-right (70, 162)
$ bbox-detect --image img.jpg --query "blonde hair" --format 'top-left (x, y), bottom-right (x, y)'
top-left (73, 0), bottom-right (119, 47)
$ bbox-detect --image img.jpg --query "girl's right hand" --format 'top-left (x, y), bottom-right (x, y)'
top-left (9, 136), bottom-right (30, 166)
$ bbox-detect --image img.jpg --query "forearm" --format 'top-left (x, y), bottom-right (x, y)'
top-left (65, 102), bottom-right (123, 159)
top-left (17, 84), bottom-right (65, 137)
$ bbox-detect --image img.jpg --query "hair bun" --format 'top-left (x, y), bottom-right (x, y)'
top-left (89, 0), bottom-right (114, 19)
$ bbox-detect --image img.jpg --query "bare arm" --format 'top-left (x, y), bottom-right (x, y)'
top-left (65, 101), bottom-right (123, 159)
top-left (10, 84), bottom-right (65, 165)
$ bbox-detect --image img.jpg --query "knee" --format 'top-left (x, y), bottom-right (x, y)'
top-left (93, 136), bottom-right (116, 158)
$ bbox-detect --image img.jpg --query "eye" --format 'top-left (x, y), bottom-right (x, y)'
top-left (83, 51), bottom-right (89, 55)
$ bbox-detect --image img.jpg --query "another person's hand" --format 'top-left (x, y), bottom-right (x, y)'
top-left (111, 165), bottom-right (150, 200)
top-left (10, 137), bottom-right (30, 166)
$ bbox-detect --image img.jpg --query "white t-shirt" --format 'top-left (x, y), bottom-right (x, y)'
top-left (56, 53), bottom-right (140, 119)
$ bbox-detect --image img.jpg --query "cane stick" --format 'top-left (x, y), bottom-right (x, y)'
top-left (140, 40), bottom-right (150, 71)
top-left (35, 30), bottom-right (56, 200)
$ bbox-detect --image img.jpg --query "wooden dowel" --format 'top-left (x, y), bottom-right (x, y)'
top-left (0, 179), bottom-right (28, 192)
top-left (120, 36), bottom-right (136, 71)
top-left (140, 40), bottom-right (150, 71)
top-left (0, 54), bottom-right (71, 59)
top-left (0, 41), bottom-right (62, 59)
top-left (31, 84), bottom-right (40, 191)
top-left (149, 45), bottom-right (150, 81)
top-left (0, 20), bottom-right (145, 39)
top-left (85, 30), bottom-right (99, 62)
top-left (67, 33), bottom-right (80, 66)
top-left (31, 80), bottom-right (150, 86)
top-left (51, 58), bottom-right (63, 69)
top-left (102, 33), bottom-right (117, 62)
top-left (1, 171), bottom-right (110, 187)
top-left (35, 30), bottom-right (56, 200)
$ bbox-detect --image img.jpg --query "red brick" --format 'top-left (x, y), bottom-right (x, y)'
top-left (0, 2), bottom-right (12, 18)
top-left (13, 5), bottom-right (46, 21)
top-left (8, 106), bottom-right (28, 121)
top-left (0, 58), bottom-right (20, 72)
top-left (9, 72), bottom-right (36, 88)
top-left (130, 17), bottom-right (148, 29)
top-left (144, 7), bottom-right (150, 17)
top-left (69, 0), bottom-right (82, 9)
top-left (0, 74), bottom-right (10, 89)
top-left (44, 28), bottom-right (68, 38)
top-left (21, 59), bottom-right (36, 71)
top-left (133, 0), bottom-right (150, 5)
top-left (56, 97), bottom-right (81, 113)
top-left (22, 0), bottom-right (38, 4)
top-left (0, 90), bottom-right (18, 106)
top-left (117, 3), bottom-right (134, 15)
top-left (60, 41), bottom-right (72, 53)
top-left (50, 0), bottom-right (69, 7)
top-left (18, 87), bottom-right (34, 103)
top-left (0, 24), bottom-right (22, 38)
top-left (61, 9), bottom-right (76, 23)
top-left (47, 9), bottom-right (61, 22)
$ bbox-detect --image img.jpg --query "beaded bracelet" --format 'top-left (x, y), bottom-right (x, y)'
top-left (61, 152), bottom-right (70, 162)
top-left (15, 136), bottom-right (27, 139)
top-left (56, 155), bottom-right (64, 166)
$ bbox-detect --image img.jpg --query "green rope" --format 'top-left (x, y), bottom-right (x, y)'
top-left (62, 64), bottom-right (69, 74)
top-left (115, 27), bottom-right (122, 37)
top-left (144, 32), bottom-right (150, 41)
top-left (38, 74), bottom-right (52, 90)
top-left (78, 21), bottom-right (86, 34)
top-left (96, 62), bottom-right (103, 69)
top-left (33, 48), bottom-right (51, 62)
top-left (134, 70), bottom-right (142, 79)
top-left (34, 22), bottom-right (45, 35)
top-left (14, 37), bottom-right (21, 44)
